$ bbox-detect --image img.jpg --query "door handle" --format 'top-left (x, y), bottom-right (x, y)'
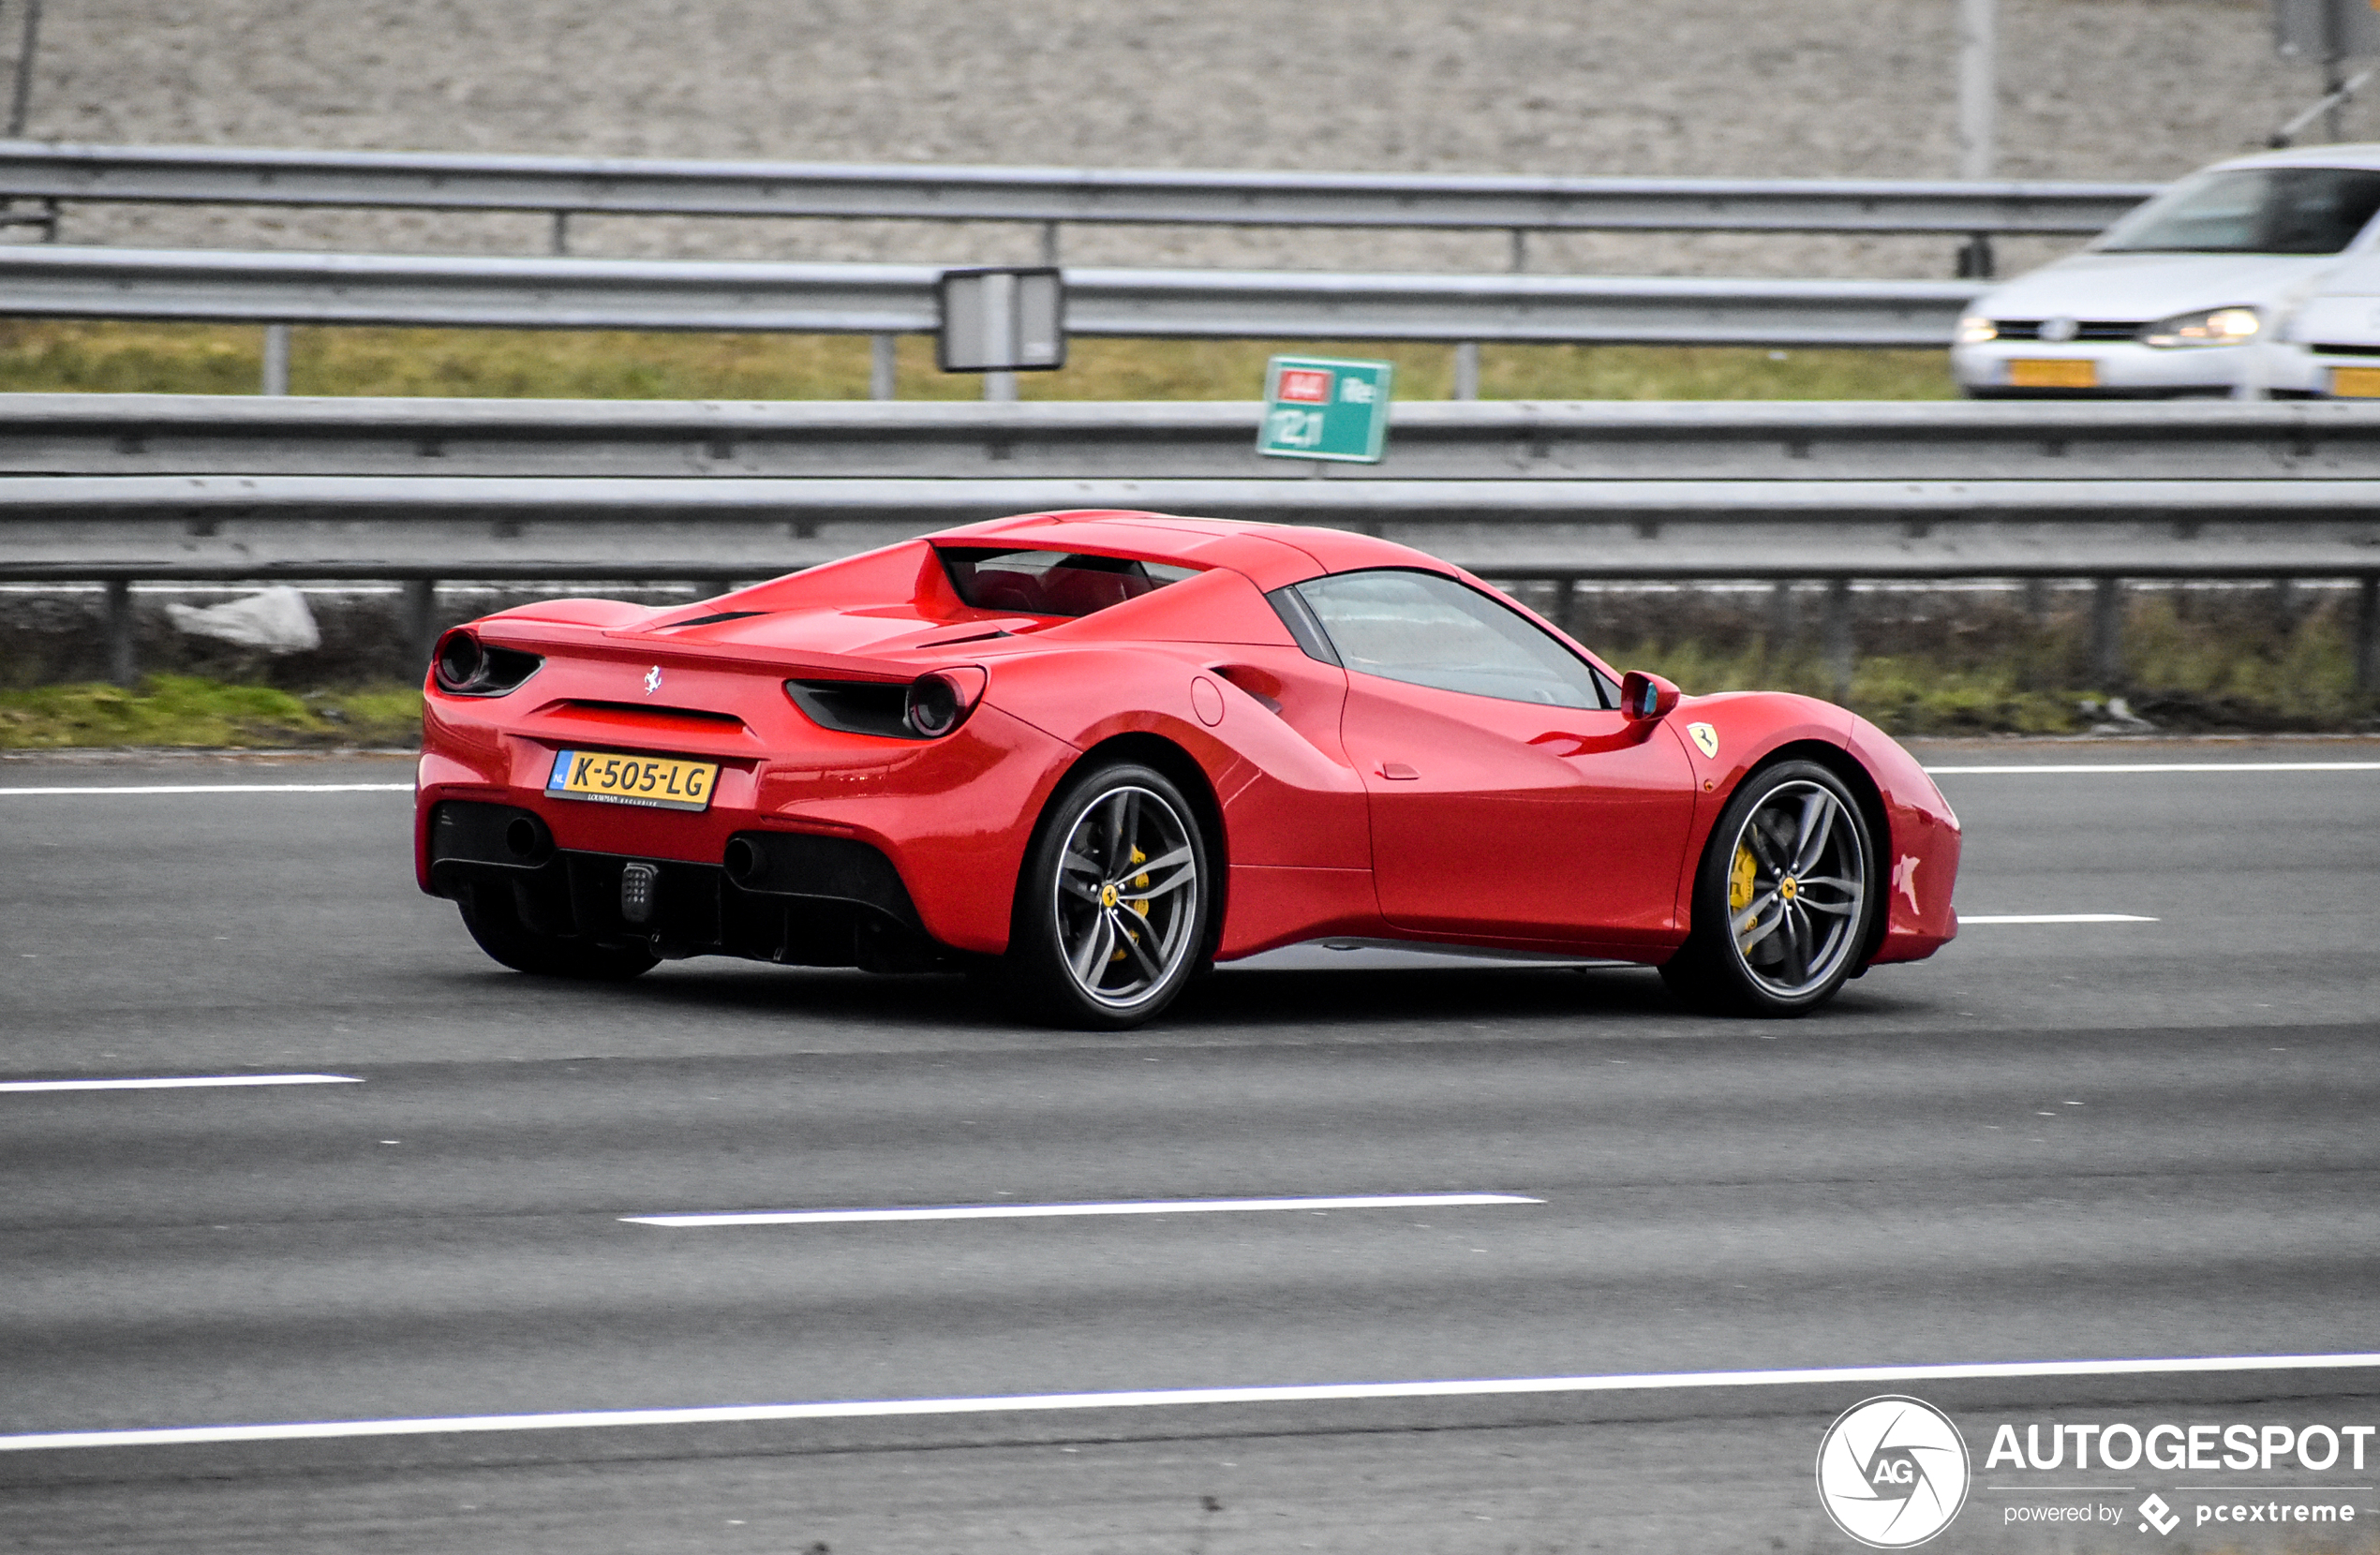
top-left (1377, 762), bottom-right (1420, 781)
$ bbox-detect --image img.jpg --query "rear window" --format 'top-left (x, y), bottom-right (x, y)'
top-left (2099, 167), bottom-right (2380, 255)
top-left (937, 548), bottom-right (1197, 617)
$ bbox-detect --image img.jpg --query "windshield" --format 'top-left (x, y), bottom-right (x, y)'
top-left (2098, 167), bottom-right (2380, 255)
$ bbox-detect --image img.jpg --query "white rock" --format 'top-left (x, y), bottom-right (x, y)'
top-left (163, 587), bottom-right (322, 654)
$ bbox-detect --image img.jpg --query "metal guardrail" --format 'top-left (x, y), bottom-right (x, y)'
top-left (13, 473), bottom-right (2380, 528)
top-left (0, 140), bottom-right (2160, 240)
top-left (0, 245), bottom-right (1983, 348)
top-left (10, 394), bottom-right (2380, 482)
top-left (4, 394), bottom-right (2373, 690)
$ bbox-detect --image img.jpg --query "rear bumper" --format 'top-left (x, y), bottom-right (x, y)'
top-left (415, 690), bottom-right (1082, 955)
top-left (424, 798), bottom-right (943, 970)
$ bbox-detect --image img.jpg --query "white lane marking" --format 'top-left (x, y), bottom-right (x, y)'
top-left (0, 784), bottom-right (411, 796)
top-left (1926, 763), bottom-right (2380, 775)
top-left (1956, 914), bottom-right (2158, 926)
top-left (7, 1353), bottom-right (2378, 1452)
top-left (625, 1192), bottom-right (1542, 1228)
top-left (0, 1074), bottom-right (363, 1093)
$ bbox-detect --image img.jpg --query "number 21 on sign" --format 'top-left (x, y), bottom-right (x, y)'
top-left (1265, 407), bottom-right (1326, 449)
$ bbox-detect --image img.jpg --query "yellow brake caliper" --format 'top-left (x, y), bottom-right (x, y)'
top-left (1110, 846), bottom-right (1151, 962)
top-left (1730, 844), bottom-right (1759, 935)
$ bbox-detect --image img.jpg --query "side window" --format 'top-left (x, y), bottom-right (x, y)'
top-left (1290, 569), bottom-right (1612, 710)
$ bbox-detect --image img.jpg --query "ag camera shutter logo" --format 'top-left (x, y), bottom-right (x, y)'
top-left (1816, 1395), bottom-right (1972, 1548)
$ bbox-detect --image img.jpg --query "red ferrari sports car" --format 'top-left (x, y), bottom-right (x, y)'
top-left (414, 510), bottom-right (1959, 1027)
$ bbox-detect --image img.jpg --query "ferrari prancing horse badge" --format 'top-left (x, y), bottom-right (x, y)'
top-left (1687, 722), bottom-right (1719, 759)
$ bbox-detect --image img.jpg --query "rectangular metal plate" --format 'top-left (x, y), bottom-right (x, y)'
top-left (2008, 358), bottom-right (2098, 390)
top-left (2332, 364), bottom-right (2380, 398)
top-left (545, 748), bottom-right (718, 811)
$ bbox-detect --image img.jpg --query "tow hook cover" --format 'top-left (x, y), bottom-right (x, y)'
top-left (620, 862), bottom-right (660, 925)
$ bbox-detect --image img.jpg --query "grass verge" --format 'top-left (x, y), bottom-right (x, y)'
top-left (0, 676), bottom-right (424, 750)
top-left (1612, 599), bottom-right (2374, 735)
top-left (0, 320), bottom-right (1957, 401)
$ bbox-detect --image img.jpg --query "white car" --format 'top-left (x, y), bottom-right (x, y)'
top-left (2271, 245), bottom-right (2380, 396)
top-left (1952, 145), bottom-right (2380, 398)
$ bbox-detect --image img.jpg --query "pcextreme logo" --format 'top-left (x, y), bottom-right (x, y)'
top-left (1817, 1396), bottom-right (1973, 1548)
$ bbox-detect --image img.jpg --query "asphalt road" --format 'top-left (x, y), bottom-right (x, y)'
top-left (1, 739), bottom-right (2376, 1553)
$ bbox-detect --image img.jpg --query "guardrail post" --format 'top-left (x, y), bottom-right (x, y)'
top-left (870, 334), bottom-right (898, 400)
top-left (984, 369), bottom-right (1017, 403)
top-left (1508, 230), bottom-right (1528, 273)
top-left (104, 578), bottom-right (135, 687)
top-left (1554, 578), bottom-right (1592, 643)
top-left (1825, 578), bottom-right (1854, 704)
top-left (550, 212), bottom-right (571, 256)
top-left (261, 324), bottom-right (290, 395)
top-left (2090, 576), bottom-right (2125, 689)
top-left (1768, 580), bottom-right (1798, 648)
top-left (1452, 342), bottom-right (1480, 400)
top-left (2358, 575), bottom-right (2379, 696)
top-left (1039, 222), bottom-right (1060, 268)
top-left (402, 578), bottom-right (437, 670)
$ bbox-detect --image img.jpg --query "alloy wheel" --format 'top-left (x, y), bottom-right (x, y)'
top-left (1049, 783), bottom-right (1202, 1011)
top-left (1724, 778), bottom-right (1867, 1000)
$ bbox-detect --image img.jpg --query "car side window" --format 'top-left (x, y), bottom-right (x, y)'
top-left (1290, 569), bottom-right (1612, 709)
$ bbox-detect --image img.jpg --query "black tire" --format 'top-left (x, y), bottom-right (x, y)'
top-left (1660, 760), bottom-right (1878, 1017)
top-left (456, 881), bottom-right (658, 982)
top-left (1005, 762), bottom-right (1212, 1029)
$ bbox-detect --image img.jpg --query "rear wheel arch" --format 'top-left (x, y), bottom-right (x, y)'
top-left (999, 736), bottom-right (1223, 1027)
top-left (1044, 733), bottom-right (1229, 957)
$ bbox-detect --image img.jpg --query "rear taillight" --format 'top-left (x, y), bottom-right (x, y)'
top-left (904, 667), bottom-right (988, 737)
top-left (433, 629), bottom-right (483, 692)
top-left (431, 629), bottom-right (543, 697)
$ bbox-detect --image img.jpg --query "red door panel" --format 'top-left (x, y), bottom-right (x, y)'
top-left (1338, 674), bottom-right (1699, 947)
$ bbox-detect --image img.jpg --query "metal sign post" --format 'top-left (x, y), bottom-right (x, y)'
top-left (1257, 355), bottom-right (1394, 464)
top-left (1956, 0), bottom-right (1997, 278)
top-left (2274, 0), bottom-right (2380, 141)
top-left (8, 0), bottom-right (39, 138)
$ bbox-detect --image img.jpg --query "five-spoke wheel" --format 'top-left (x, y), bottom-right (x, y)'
top-left (1007, 763), bottom-right (1211, 1028)
top-left (1663, 760), bottom-right (1876, 1015)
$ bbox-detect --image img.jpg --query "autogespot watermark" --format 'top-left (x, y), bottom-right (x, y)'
top-left (1818, 1397), bottom-right (1974, 1548)
top-left (1818, 1400), bottom-right (2377, 1545)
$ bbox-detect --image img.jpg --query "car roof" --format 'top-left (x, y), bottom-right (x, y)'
top-left (933, 510), bottom-right (1448, 591)
top-left (2192, 143), bottom-right (2380, 174)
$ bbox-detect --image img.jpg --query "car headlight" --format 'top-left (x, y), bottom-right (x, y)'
top-left (2137, 306), bottom-right (2260, 348)
top-left (1956, 314), bottom-right (1998, 346)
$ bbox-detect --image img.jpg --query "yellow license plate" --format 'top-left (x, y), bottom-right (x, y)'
top-left (545, 748), bottom-right (718, 811)
top-left (2009, 358), bottom-right (2098, 389)
top-left (2332, 365), bottom-right (2380, 397)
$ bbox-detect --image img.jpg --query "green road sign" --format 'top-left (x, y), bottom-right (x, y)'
top-left (1257, 355), bottom-right (1394, 464)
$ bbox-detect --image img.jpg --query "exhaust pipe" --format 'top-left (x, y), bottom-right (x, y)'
top-left (501, 814), bottom-right (552, 863)
top-left (722, 836), bottom-right (765, 887)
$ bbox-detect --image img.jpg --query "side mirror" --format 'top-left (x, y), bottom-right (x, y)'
top-left (1618, 671), bottom-right (1680, 722)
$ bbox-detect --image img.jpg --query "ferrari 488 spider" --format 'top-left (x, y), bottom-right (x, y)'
top-left (414, 511), bottom-right (1959, 1027)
